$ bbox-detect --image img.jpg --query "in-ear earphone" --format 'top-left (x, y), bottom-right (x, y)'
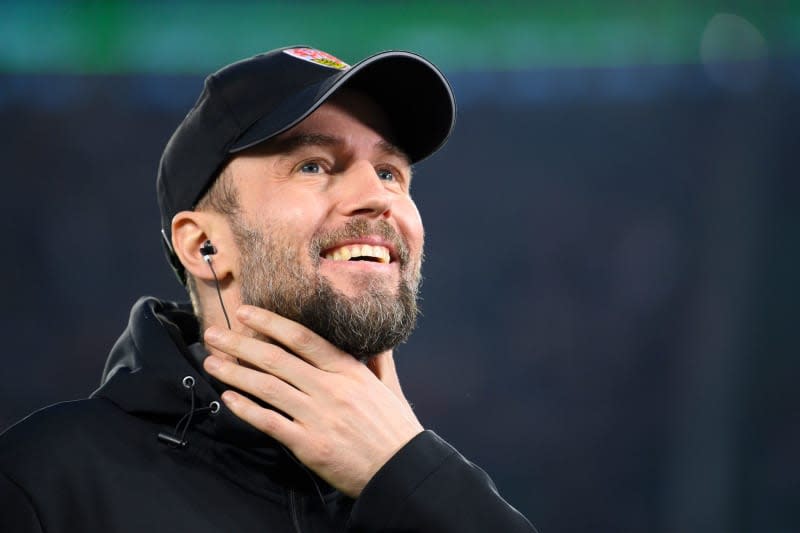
top-left (200, 240), bottom-right (217, 260)
top-left (201, 240), bottom-right (231, 329)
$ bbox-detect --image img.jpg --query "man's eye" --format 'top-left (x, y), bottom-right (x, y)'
top-left (377, 168), bottom-right (395, 181)
top-left (300, 162), bottom-right (323, 174)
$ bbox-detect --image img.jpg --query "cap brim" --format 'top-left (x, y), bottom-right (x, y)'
top-left (229, 51), bottom-right (456, 164)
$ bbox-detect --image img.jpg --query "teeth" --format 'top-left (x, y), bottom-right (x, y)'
top-left (324, 244), bottom-right (391, 263)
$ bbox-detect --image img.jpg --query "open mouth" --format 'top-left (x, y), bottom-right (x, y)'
top-left (322, 244), bottom-right (391, 264)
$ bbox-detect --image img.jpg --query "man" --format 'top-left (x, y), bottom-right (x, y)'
top-left (1, 46), bottom-right (534, 532)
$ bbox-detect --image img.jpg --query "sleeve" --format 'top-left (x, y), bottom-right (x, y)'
top-left (0, 470), bottom-right (45, 533)
top-left (347, 430), bottom-right (536, 532)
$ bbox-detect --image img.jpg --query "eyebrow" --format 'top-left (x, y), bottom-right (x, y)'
top-left (271, 133), bottom-right (339, 153)
top-left (376, 139), bottom-right (411, 166)
top-left (271, 133), bottom-right (411, 166)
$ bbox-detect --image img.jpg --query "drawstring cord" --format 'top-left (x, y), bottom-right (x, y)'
top-left (156, 376), bottom-right (329, 513)
top-left (157, 375), bottom-right (220, 448)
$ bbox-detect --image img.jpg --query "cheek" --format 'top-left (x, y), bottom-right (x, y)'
top-left (248, 193), bottom-right (328, 238)
top-left (396, 199), bottom-right (424, 254)
top-left (237, 206), bottom-right (327, 271)
top-left (285, 207), bottom-right (313, 226)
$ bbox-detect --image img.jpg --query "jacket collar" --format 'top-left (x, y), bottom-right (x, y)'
top-left (91, 296), bottom-right (339, 499)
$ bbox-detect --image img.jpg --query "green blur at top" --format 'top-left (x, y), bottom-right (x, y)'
top-left (0, 0), bottom-right (796, 74)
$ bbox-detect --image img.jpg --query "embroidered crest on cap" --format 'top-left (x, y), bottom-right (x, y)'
top-left (283, 48), bottom-right (350, 70)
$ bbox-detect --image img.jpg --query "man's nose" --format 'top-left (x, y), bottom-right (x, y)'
top-left (335, 160), bottom-right (392, 218)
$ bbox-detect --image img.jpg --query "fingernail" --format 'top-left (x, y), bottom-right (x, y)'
top-left (205, 327), bottom-right (223, 343)
top-left (204, 355), bottom-right (221, 371)
top-left (221, 390), bottom-right (238, 404)
top-left (236, 306), bottom-right (252, 320)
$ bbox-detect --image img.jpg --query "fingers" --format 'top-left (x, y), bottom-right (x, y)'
top-left (220, 390), bottom-right (304, 448)
top-left (204, 355), bottom-right (310, 418)
top-left (201, 306), bottom-right (423, 497)
top-left (234, 305), bottom-right (352, 372)
top-left (204, 326), bottom-right (319, 393)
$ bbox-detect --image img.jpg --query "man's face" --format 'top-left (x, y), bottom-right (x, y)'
top-left (222, 92), bottom-right (424, 359)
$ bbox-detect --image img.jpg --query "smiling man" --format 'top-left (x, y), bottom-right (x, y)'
top-left (0, 47), bottom-right (535, 532)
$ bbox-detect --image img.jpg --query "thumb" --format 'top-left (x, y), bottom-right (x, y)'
top-left (367, 352), bottom-right (406, 400)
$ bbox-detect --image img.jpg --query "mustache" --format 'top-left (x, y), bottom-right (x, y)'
top-left (311, 217), bottom-right (410, 265)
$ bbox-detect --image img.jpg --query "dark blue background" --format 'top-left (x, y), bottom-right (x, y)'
top-left (1, 61), bottom-right (797, 531)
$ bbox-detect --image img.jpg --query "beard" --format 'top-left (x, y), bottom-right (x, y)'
top-left (231, 215), bottom-right (421, 361)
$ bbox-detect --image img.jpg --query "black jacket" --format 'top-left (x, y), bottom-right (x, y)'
top-left (0, 297), bottom-right (534, 532)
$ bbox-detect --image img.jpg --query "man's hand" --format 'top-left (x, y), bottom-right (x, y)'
top-left (202, 305), bottom-right (424, 497)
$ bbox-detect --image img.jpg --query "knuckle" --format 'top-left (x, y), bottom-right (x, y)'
top-left (255, 376), bottom-right (278, 399)
top-left (291, 329), bottom-right (316, 352)
top-left (256, 411), bottom-right (279, 433)
top-left (331, 384), bottom-right (357, 408)
top-left (307, 439), bottom-right (334, 468)
top-left (257, 347), bottom-right (279, 369)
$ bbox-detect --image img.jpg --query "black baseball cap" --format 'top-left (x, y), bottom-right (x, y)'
top-left (156, 45), bottom-right (456, 284)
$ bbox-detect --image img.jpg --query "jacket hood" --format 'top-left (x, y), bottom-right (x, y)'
top-left (93, 296), bottom-right (278, 448)
top-left (90, 297), bottom-right (338, 498)
top-left (91, 297), bottom-right (336, 494)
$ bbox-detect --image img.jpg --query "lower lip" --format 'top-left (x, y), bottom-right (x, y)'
top-left (319, 258), bottom-right (396, 271)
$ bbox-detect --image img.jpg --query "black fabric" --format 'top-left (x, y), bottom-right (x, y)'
top-left (349, 432), bottom-right (535, 532)
top-left (0, 296), bottom-right (535, 532)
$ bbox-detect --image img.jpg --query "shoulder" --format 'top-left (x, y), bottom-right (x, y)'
top-left (0, 397), bottom-right (167, 509)
top-left (1, 399), bottom-right (119, 449)
top-left (0, 398), bottom-right (135, 475)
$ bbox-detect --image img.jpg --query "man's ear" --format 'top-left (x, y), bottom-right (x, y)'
top-left (171, 211), bottom-right (234, 282)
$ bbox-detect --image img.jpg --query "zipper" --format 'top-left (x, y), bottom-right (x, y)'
top-left (289, 488), bottom-right (303, 533)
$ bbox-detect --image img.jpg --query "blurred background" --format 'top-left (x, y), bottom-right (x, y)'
top-left (1, 1), bottom-right (798, 531)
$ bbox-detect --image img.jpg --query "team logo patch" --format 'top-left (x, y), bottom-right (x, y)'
top-left (283, 48), bottom-right (350, 70)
